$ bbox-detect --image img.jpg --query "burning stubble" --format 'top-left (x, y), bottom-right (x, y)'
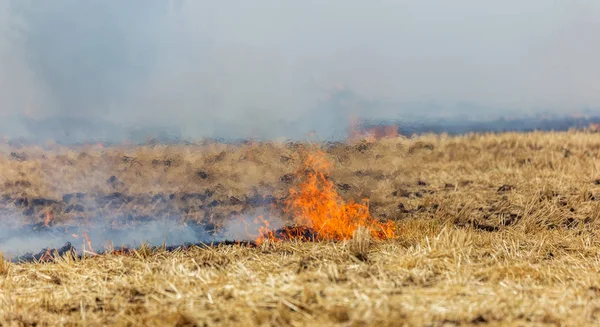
top-left (271, 150), bottom-right (395, 241)
top-left (0, 148), bottom-right (396, 261)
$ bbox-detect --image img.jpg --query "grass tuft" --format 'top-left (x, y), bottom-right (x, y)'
top-left (0, 253), bottom-right (9, 276)
top-left (349, 226), bottom-right (371, 261)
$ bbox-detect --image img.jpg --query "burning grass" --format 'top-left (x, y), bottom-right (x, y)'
top-left (1, 131), bottom-right (600, 325)
top-left (256, 150), bottom-right (395, 245)
top-left (284, 151), bottom-right (395, 240)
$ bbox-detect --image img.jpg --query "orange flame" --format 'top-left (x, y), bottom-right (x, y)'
top-left (284, 151), bottom-right (395, 240)
top-left (254, 150), bottom-right (396, 243)
top-left (254, 215), bottom-right (277, 245)
top-left (82, 231), bottom-right (97, 255)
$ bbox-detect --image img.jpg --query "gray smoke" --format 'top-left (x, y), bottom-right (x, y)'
top-left (1, 1), bottom-right (600, 142)
top-left (0, 213), bottom-right (284, 257)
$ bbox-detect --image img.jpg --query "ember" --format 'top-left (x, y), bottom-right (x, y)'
top-left (273, 225), bottom-right (319, 241)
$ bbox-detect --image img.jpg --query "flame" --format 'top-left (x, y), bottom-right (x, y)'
top-left (35, 150), bottom-right (394, 255)
top-left (82, 231), bottom-right (97, 255)
top-left (254, 216), bottom-right (276, 245)
top-left (44, 211), bottom-right (53, 227)
top-left (241, 215), bottom-right (278, 245)
top-left (254, 150), bottom-right (396, 243)
top-left (285, 151), bottom-right (395, 240)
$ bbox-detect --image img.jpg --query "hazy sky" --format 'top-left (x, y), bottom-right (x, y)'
top-left (1, 0), bottom-right (599, 138)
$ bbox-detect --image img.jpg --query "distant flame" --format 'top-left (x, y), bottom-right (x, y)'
top-left (82, 231), bottom-right (97, 255)
top-left (347, 117), bottom-right (398, 143)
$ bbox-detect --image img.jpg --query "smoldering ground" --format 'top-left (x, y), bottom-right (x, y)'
top-left (0, 213), bottom-right (285, 259)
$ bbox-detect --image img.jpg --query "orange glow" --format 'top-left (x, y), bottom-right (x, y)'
top-left (347, 118), bottom-right (398, 143)
top-left (254, 215), bottom-right (277, 245)
top-left (40, 249), bottom-right (53, 262)
top-left (44, 211), bottom-right (53, 227)
top-left (82, 231), bottom-right (97, 255)
top-left (588, 123), bottom-right (600, 133)
top-left (254, 150), bottom-right (396, 242)
top-left (284, 150), bottom-right (396, 240)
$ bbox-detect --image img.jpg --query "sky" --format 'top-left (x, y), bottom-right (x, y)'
top-left (1, 0), bottom-right (599, 140)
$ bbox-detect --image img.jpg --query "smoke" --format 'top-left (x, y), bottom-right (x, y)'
top-left (0, 214), bottom-right (284, 257)
top-left (0, 220), bottom-right (198, 256)
top-left (1, 0), bottom-right (600, 142)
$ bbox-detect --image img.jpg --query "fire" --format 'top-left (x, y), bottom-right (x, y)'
top-left (347, 117), bottom-right (398, 143)
top-left (28, 148), bottom-right (395, 259)
top-left (81, 231), bottom-right (97, 255)
top-left (286, 151), bottom-right (395, 240)
top-left (254, 216), bottom-right (276, 245)
top-left (256, 150), bottom-right (396, 243)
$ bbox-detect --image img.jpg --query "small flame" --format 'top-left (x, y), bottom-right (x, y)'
top-left (82, 231), bottom-right (97, 255)
top-left (254, 150), bottom-right (396, 243)
top-left (285, 151), bottom-right (395, 240)
top-left (254, 215), bottom-right (276, 245)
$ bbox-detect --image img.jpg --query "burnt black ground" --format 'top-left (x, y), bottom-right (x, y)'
top-left (8, 225), bottom-right (319, 263)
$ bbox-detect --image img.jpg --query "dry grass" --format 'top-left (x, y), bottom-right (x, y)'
top-left (1, 131), bottom-right (600, 325)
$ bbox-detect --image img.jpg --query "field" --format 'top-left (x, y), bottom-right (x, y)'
top-left (1, 132), bottom-right (600, 326)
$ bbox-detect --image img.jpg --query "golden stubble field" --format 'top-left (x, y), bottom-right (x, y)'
top-left (1, 131), bottom-right (600, 326)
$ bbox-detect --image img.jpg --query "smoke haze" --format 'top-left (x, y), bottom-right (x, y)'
top-left (0, 214), bottom-right (284, 258)
top-left (1, 0), bottom-right (600, 141)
